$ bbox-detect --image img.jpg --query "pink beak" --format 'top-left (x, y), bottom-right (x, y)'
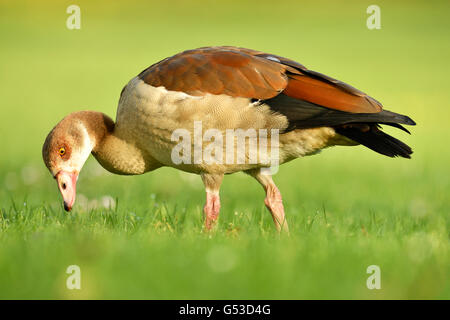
top-left (55, 171), bottom-right (79, 212)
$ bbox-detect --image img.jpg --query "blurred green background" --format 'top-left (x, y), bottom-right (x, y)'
top-left (0, 0), bottom-right (448, 299)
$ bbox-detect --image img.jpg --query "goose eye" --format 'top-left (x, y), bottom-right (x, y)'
top-left (58, 147), bottom-right (66, 157)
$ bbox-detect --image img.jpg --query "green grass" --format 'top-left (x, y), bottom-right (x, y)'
top-left (0, 0), bottom-right (449, 299)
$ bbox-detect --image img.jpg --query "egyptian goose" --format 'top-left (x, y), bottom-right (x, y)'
top-left (42, 46), bottom-right (415, 232)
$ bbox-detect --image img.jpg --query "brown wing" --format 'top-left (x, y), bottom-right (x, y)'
top-left (138, 46), bottom-right (382, 113)
top-left (139, 47), bottom-right (288, 100)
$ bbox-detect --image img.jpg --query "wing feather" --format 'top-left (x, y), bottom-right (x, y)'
top-left (138, 46), bottom-right (383, 114)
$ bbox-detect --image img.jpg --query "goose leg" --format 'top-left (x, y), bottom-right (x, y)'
top-left (201, 173), bottom-right (224, 230)
top-left (247, 169), bottom-right (289, 233)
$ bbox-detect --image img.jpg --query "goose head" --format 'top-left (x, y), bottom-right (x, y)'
top-left (42, 111), bottom-right (109, 211)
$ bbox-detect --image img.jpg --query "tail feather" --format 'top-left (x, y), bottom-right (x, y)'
top-left (335, 126), bottom-right (413, 159)
top-left (263, 93), bottom-right (415, 158)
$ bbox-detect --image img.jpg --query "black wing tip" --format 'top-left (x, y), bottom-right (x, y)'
top-left (379, 123), bottom-right (411, 134)
top-left (403, 115), bottom-right (416, 126)
top-left (381, 110), bottom-right (416, 126)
